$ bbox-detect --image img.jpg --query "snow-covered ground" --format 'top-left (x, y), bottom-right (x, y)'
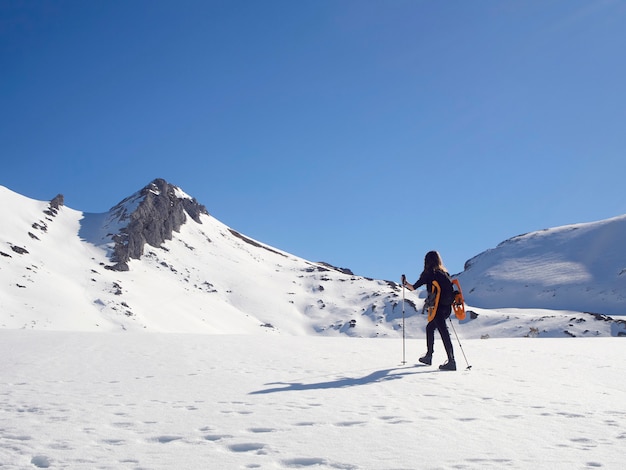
top-left (1, 331), bottom-right (624, 469)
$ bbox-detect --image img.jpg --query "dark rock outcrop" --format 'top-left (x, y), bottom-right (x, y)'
top-left (108, 179), bottom-right (208, 271)
top-left (10, 245), bottom-right (29, 255)
top-left (50, 194), bottom-right (64, 210)
top-left (317, 262), bottom-right (354, 276)
top-left (44, 194), bottom-right (64, 217)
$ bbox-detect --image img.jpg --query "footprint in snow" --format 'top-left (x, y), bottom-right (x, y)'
top-left (228, 442), bottom-right (267, 454)
top-left (334, 421), bottom-right (366, 427)
top-left (282, 458), bottom-right (357, 469)
top-left (151, 435), bottom-right (183, 443)
top-left (31, 456), bottom-right (51, 468)
top-left (101, 439), bottom-right (125, 446)
top-left (203, 434), bottom-right (233, 442)
top-left (248, 427), bottom-right (276, 433)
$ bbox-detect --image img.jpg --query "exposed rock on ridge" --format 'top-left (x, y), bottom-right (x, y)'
top-left (108, 179), bottom-right (208, 271)
top-left (44, 194), bottom-right (64, 217)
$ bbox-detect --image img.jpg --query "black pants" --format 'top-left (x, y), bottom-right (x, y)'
top-left (426, 305), bottom-right (454, 361)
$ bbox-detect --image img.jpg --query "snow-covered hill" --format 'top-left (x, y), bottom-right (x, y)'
top-left (457, 216), bottom-right (626, 316)
top-left (1, 179), bottom-right (624, 337)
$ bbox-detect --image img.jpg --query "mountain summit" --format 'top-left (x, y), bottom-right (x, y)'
top-left (90, 178), bottom-right (209, 271)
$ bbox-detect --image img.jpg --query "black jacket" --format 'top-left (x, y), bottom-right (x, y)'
top-left (412, 268), bottom-right (454, 306)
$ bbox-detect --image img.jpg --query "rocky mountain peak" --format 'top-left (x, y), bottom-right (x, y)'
top-left (108, 179), bottom-right (208, 271)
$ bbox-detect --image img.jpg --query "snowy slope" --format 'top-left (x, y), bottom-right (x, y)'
top-left (1, 181), bottom-right (625, 338)
top-left (457, 216), bottom-right (626, 316)
top-left (0, 183), bottom-right (414, 336)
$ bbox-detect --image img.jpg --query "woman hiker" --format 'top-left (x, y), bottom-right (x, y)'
top-left (402, 250), bottom-right (456, 371)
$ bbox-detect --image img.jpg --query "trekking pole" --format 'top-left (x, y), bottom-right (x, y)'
top-left (401, 279), bottom-right (406, 365)
top-left (449, 317), bottom-right (471, 370)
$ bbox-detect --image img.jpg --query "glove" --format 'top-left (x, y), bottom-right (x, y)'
top-left (401, 274), bottom-right (406, 284)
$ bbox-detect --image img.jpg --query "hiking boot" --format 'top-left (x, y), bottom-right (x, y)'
top-left (418, 354), bottom-right (432, 366)
top-left (439, 360), bottom-right (456, 371)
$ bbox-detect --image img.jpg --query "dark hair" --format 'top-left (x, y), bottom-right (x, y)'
top-left (424, 250), bottom-right (446, 272)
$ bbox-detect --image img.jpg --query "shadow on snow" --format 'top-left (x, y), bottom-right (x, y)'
top-left (249, 364), bottom-right (431, 395)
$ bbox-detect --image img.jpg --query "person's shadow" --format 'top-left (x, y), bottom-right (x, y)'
top-left (249, 364), bottom-right (433, 395)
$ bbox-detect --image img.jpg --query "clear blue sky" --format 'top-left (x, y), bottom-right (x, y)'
top-left (2, 0), bottom-right (625, 281)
